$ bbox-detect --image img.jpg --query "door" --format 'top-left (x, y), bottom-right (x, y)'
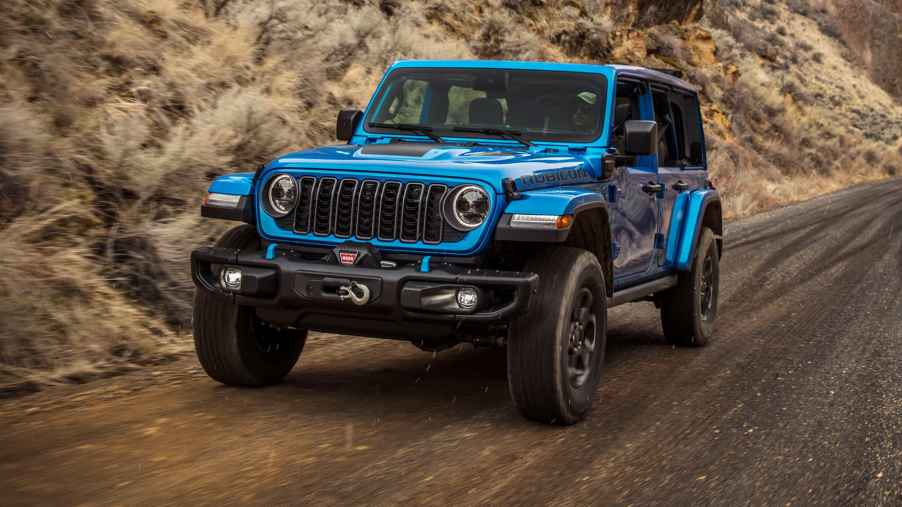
top-left (609, 78), bottom-right (659, 285)
top-left (652, 87), bottom-right (708, 267)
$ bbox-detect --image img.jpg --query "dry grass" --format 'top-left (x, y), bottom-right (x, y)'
top-left (0, 0), bottom-right (900, 389)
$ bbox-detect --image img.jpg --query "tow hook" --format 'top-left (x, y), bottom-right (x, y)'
top-left (338, 281), bottom-right (371, 306)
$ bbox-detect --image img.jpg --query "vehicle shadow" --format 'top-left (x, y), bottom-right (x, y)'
top-left (226, 309), bottom-right (681, 425)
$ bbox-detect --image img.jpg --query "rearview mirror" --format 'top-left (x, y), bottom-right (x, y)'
top-left (624, 120), bottom-right (658, 157)
top-left (336, 110), bottom-right (363, 141)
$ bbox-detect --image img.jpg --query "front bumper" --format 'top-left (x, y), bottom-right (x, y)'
top-left (191, 246), bottom-right (538, 337)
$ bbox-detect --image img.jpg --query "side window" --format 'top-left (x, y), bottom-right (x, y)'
top-left (652, 89), bottom-right (679, 167)
top-left (669, 99), bottom-right (687, 163)
top-left (680, 93), bottom-right (705, 166)
top-left (611, 80), bottom-right (643, 153)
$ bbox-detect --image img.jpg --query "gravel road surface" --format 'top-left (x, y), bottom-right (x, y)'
top-left (2, 178), bottom-right (900, 506)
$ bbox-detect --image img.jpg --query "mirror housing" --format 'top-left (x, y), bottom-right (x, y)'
top-left (336, 110), bottom-right (363, 141)
top-left (624, 120), bottom-right (658, 156)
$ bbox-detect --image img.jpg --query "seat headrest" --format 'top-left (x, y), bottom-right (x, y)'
top-left (469, 98), bottom-right (503, 125)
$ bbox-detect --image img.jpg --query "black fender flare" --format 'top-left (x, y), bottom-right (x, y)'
top-left (495, 196), bottom-right (613, 294)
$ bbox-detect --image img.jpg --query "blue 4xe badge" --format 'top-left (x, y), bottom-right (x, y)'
top-left (517, 168), bottom-right (593, 190)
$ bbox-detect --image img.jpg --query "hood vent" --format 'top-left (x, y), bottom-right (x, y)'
top-left (358, 143), bottom-right (436, 157)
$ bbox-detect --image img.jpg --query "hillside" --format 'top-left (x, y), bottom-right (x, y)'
top-left (1, 0), bottom-right (900, 390)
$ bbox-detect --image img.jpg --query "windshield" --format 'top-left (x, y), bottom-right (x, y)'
top-left (365, 68), bottom-right (608, 143)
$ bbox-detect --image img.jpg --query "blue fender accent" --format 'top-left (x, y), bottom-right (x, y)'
top-left (265, 243), bottom-right (278, 260)
top-left (503, 187), bottom-right (606, 216)
top-left (203, 172), bottom-right (257, 224)
top-left (664, 192), bottom-right (691, 266)
top-left (668, 190), bottom-right (721, 271)
top-left (208, 172), bottom-right (255, 195)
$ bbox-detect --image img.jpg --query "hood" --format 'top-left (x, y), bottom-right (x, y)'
top-left (268, 143), bottom-right (598, 193)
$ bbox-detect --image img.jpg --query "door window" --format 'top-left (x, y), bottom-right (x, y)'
top-left (652, 89), bottom-right (680, 167)
top-left (654, 89), bottom-right (705, 168)
top-left (677, 93), bottom-right (705, 166)
top-left (612, 80), bottom-right (643, 153)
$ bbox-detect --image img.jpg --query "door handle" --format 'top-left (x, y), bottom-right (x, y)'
top-left (672, 180), bottom-right (690, 192)
top-left (642, 182), bottom-right (664, 195)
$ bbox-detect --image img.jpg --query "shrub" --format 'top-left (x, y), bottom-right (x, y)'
top-left (552, 20), bottom-right (611, 60)
top-left (756, 4), bottom-right (780, 23)
top-left (787, 0), bottom-right (812, 17)
top-left (863, 149), bottom-right (880, 165)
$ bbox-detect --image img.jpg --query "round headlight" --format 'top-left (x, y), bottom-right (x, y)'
top-left (264, 174), bottom-right (298, 217)
top-left (443, 185), bottom-right (490, 231)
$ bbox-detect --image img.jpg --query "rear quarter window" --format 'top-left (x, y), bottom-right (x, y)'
top-left (678, 93), bottom-right (705, 167)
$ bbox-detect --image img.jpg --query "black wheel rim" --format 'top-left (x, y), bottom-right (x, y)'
top-left (567, 287), bottom-right (598, 389)
top-left (699, 251), bottom-right (716, 322)
top-left (253, 318), bottom-right (284, 354)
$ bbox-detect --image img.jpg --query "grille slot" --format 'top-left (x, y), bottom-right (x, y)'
top-left (313, 177), bottom-right (337, 235)
top-left (334, 179), bottom-right (358, 238)
top-left (377, 182), bottom-right (402, 241)
top-left (423, 184), bottom-right (447, 244)
top-left (355, 180), bottom-right (379, 239)
top-left (293, 176), bottom-right (316, 233)
top-left (400, 183), bottom-right (425, 242)
top-left (284, 176), bottom-right (466, 243)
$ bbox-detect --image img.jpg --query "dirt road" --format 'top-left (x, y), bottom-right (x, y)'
top-left (2, 178), bottom-right (901, 506)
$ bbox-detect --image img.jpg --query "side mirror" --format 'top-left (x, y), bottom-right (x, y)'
top-left (624, 120), bottom-right (658, 156)
top-left (336, 110), bottom-right (363, 141)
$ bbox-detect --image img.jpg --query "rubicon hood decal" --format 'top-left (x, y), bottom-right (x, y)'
top-left (516, 168), bottom-right (593, 191)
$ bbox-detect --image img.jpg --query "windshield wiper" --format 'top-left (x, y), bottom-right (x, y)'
top-left (367, 122), bottom-right (444, 143)
top-left (451, 126), bottom-right (533, 147)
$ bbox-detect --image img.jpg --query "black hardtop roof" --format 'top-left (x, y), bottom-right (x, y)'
top-left (610, 65), bottom-right (699, 93)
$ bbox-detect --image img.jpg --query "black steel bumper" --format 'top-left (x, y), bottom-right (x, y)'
top-left (191, 246), bottom-right (538, 337)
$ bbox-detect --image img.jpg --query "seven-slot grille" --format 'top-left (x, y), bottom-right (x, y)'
top-left (292, 176), bottom-right (449, 243)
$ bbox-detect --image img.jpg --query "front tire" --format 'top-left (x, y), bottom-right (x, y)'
top-left (659, 227), bottom-right (719, 347)
top-left (193, 225), bottom-right (306, 386)
top-left (507, 247), bottom-right (608, 425)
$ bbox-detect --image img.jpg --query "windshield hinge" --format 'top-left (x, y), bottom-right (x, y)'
top-left (503, 178), bottom-right (523, 200)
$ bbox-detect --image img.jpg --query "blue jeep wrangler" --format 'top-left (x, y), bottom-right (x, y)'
top-left (191, 60), bottom-right (722, 425)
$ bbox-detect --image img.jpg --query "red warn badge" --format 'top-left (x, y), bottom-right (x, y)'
top-left (338, 251), bottom-right (359, 265)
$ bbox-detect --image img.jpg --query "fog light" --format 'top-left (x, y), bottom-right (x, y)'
top-left (220, 267), bottom-right (242, 291)
top-left (456, 287), bottom-right (479, 310)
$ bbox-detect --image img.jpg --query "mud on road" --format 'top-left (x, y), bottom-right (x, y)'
top-left (2, 178), bottom-right (901, 506)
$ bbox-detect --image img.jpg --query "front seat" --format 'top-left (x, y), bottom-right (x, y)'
top-left (469, 98), bottom-right (503, 125)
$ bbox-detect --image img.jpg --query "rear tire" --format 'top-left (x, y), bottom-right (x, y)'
top-left (659, 227), bottom-right (719, 347)
top-left (507, 247), bottom-right (607, 425)
top-left (193, 225), bottom-right (306, 386)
